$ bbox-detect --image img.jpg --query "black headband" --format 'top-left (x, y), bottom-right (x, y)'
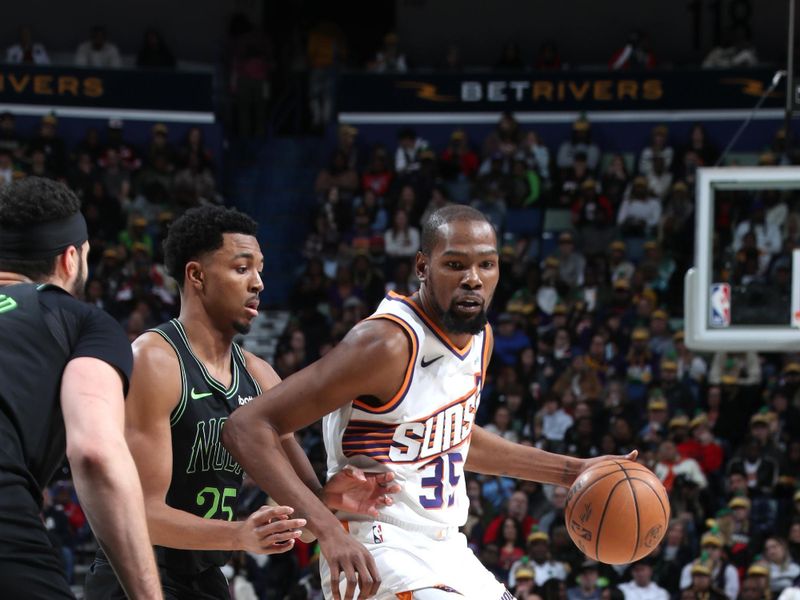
top-left (0, 212), bottom-right (88, 259)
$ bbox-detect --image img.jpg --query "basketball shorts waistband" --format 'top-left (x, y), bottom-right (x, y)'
top-left (344, 515), bottom-right (460, 539)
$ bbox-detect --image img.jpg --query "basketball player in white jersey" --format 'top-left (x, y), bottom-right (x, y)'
top-left (223, 205), bottom-right (635, 600)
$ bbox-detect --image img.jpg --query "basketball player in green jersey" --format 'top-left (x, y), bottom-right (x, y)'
top-left (86, 206), bottom-right (398, 600)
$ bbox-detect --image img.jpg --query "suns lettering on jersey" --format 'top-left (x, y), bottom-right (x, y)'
top-left (388, 375), bottom-right (479, 463)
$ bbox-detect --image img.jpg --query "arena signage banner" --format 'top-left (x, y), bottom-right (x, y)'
top-left (338, 68), bottom-right (785, 114)
top-left (0, 65), bottom-right (213, 114)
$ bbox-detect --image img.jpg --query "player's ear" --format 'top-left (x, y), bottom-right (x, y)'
top-left (186, 261), bottom-right (204, 289)
top-left (415, 250), bottom-right (427, 282)
top-left (61, 245), bottom-right (79, 278)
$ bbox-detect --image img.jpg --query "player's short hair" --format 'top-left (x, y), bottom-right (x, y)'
top-left (164, 205), bottom-right (257, 289)
top-left (420, 205), bottom-right (494, 256)
top-left (0, 177), bottom-right (81, 279)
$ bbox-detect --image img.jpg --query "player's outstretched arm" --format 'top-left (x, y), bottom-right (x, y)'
top-left (223, 319), bottom-right (410, 600)
top-left (466, 425), bottom-right (637, 487)
top-left (61, 357), bottom-right (163, 600)
top-left (125, 334), bottom-right (306, 554)
top-left (243, 350), bottom-right (400, 521)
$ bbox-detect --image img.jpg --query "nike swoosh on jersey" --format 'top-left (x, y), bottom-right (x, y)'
top-left (420, 355), bottom-right (444, 368)
top-left (190, 388), bottom-right (213, 400)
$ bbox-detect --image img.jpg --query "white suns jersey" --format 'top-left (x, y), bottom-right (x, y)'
top-left (323, 292), bottom-right (492, 529)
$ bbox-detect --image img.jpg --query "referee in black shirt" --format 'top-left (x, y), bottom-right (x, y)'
top-left (0, 177), bottom-right (162, 599)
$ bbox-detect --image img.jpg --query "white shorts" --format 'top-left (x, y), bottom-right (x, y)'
top-left (320, 520), bottom-right (513, 600)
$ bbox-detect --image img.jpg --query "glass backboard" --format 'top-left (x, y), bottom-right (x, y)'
top-left (684, 166), bottom-right (800, 352)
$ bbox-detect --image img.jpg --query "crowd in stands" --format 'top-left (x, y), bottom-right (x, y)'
top-left (4, 24), bottom-right (177, 68)
top-left (321, 27), bottom-right (761, 74)
top-left (355, 28), bottom-right (759, 73)
top-left (1, 17), bottom-right (765, 74)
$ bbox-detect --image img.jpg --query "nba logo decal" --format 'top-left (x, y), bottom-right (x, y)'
top-left (709, 283), bottom-right (731, 328)
top-left (372, 523), bottom-right (384, 544)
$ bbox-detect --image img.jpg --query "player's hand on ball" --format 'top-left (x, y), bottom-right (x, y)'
top-left (236, 504), bottom-right (306, 554)
top-left (319, 528), bottom-right (381, 600)
top-left (575, 450), bottom-right (639, 481)
top-left (322, 465), bottom-right (401, 517)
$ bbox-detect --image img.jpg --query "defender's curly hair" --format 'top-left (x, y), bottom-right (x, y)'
top-left (163, 205), bottom-right (258, 289)
top-left (0, 176), bottom-right (82, 279)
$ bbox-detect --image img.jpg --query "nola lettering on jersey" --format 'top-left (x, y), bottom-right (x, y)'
top-left (186, 417), bottom-right (242, 475)
top-left (388, 384), bottom-right (478, 462)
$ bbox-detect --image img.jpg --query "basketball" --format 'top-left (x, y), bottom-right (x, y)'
top-left (565, 459), bottom-right (670, 565)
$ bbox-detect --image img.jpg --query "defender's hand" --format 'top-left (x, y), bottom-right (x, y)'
top-left (235, 505), bottom-right (306, 554)
top-left (322, 465), bottom-right (401, 517)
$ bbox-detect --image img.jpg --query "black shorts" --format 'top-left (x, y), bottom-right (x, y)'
top-left (0, 558), bottom-right (74, 600)
top-left (0, 507), bottom-right (74, 600)
top-left (84, 557), bottom-right (230, 600)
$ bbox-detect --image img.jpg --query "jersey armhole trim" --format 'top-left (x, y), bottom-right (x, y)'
top-left (352, 314), bottom-right (418, 415)
top-left (233, 342), bottom-right (262, 395)
top-left (147, 329), bottom-right (189, 427)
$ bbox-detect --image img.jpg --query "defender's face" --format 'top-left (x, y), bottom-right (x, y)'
top-left (201, 233), bottom-right (264, 334)
top-left (418, 219), bottom-right (498, 335)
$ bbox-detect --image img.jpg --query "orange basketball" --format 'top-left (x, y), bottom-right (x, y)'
top-left (565, 459), bottom-right (670, 565)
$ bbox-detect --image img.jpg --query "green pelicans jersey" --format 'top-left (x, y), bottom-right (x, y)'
top-left (150, 318), bottom-right (262, 574)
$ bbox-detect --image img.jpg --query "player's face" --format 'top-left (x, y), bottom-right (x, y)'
top-left (200, 233), bottom-right (264, 334)
top-left (419, 220), bottom-right (498, 335)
